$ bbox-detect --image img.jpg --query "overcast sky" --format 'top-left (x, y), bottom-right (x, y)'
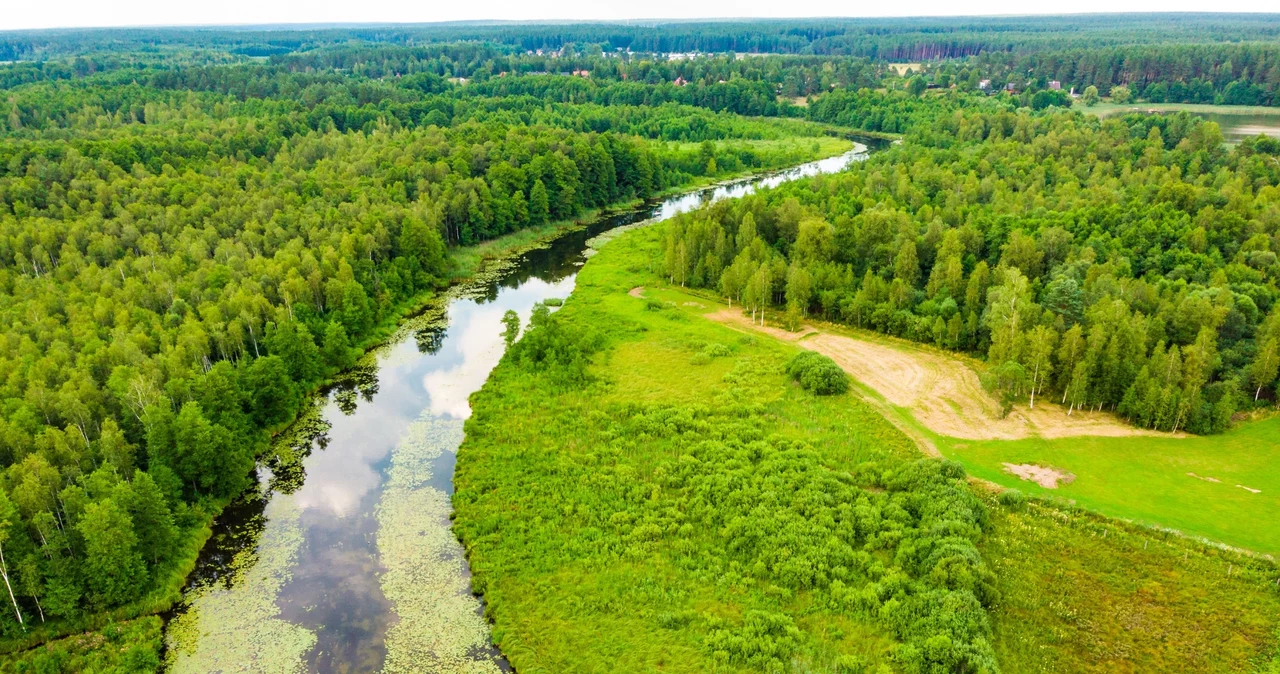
top-left (2, 0), bottom-right (1277, 31)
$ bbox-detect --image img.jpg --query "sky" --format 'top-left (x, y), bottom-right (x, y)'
top-left (2, 0), bottom-right (1278, 31)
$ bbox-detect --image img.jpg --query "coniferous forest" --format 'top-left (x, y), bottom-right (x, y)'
top-left (1, 15), bottom-right (1280, 673)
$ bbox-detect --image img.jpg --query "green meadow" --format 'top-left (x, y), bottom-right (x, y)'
top-left (934, 420), bottom-right (1280, 556)
top-left (456, 221), bottom-right (1280, 673)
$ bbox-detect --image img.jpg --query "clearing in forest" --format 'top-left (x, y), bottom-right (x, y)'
top-left (705, 308), bottom-right (1154, 441)
top-left (698, 302), bottom-right (1280, 555)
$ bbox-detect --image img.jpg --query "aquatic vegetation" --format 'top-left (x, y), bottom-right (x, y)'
top-left (377, 416), bottom-right (503, 674)
top-left (164, 496), bottom-right (316, 674)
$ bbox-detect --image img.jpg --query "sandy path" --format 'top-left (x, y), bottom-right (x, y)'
top-left (1002, 463), bottom-right (1075, 489)
top-left (706, 308), bottom-right (1165, 442)
top-left (628, 286), bottom-right (645, 298)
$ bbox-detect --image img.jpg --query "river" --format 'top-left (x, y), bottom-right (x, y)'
top-left (161, 140), bottom-right (882, 673)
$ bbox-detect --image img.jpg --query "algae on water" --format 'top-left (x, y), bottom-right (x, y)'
top-left (377, 416), bottom-right (504, 674)
top-left (165, 494), bottom-right (316, 674)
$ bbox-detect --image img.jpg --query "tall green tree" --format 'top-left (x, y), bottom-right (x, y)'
top-left (77, 499), bottom-right (145, 611)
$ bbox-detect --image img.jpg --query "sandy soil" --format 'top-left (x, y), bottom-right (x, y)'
top-left (1002, 463), bottom-right (1076, 489)
top-left (706, 308), bottom-right (1166, 442)
top-left (628, 286), bottom-right (645, 298)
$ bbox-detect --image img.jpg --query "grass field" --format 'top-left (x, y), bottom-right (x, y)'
top-left (455, 235), bottom-right (922, 671)
top-left (982, 496), bottom-right (1280, 673)
top-left (456, 221), bottom-right (1280, 672)
top-left (682, 295), bottom-right (1280, 558)
top-left (935, 420), bottom-right (1280, 556)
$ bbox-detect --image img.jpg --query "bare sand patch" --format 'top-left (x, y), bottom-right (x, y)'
top-left (1189, 472), bottom-right (1222, 483)
top-left (706, 308), bottom-right (1166, 442)
top-left (1236, 484), bottom-right (1262, 494)
top-left (1003, 463), bottom-right (1076, 489)
top-left (628, 286), bottom-right (645, 298)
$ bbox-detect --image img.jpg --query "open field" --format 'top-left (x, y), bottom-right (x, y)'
top-left (939, 419), bottom-right (1280, 556)
top-left (982, 495), bottom-right (1280, 673)
top-left (457, 223), bottom-right (1280, 672)
top-left (687, 296), bottom-right (1278, 556)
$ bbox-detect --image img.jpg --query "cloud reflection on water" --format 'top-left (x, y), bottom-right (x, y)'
top-left (424, 276), bottom-right (576, 420)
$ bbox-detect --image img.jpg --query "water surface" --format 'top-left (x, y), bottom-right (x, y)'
top-left (163, 141), bottom-right (882, 673)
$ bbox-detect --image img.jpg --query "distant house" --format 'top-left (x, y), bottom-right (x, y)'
top-left (1005, 82), bottom-right (1017, 92)
top-left (1049, 80), bottom-right (1062, 91)
top-left (572, 70), bottom-right (591, 78)
top-left (978, 79), bottom-right (992, 91)
top-left (673, 76), bottom-right (688, 87)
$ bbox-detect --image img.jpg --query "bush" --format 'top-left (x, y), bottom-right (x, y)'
top-left (701, 343), bottom-right (732, 358)
top-left (786, 351), bottom-right (850, 395)
top-left (997, 488), bottom-right (1029, 510)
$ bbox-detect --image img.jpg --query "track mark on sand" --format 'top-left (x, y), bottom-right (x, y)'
top-left (705, 308), bottom-right (1170, 442)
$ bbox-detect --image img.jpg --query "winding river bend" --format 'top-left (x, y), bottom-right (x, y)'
top-left (162, 141), bottom-right (881, 673)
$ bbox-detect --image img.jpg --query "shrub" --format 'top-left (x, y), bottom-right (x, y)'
top-left (787, 351), bottom-right (850, 395)
top-left (701, 343), bottom-right (732, 358)
top-left (997, 488), bottom-right (1029, 510)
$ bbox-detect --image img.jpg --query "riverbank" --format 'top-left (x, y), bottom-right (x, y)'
top-left (0, 140), bottom-right (862, 669)
top-left (451, 206), bottom-right (1280, 673)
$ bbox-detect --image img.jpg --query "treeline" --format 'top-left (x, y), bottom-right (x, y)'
top-left (805, 89), bottom-right (1015, 135)
top-left (272, 47), bottom-right (884, 99)
top-left (0, 55), bottom-right (837, 642)
top-left (663, 108), bottom-right (1280, 433)
top-left (0, 57), bottom-right (821, 136)
top-left (965, 43), bottom-right (1280, 106)
top-left (6, 14), bottom-right (1280, 60)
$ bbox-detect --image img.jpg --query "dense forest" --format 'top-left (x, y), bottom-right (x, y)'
top-left (5, 14), bottom-right (1280, 61)
top-left (2, 14), bottom-right (1280, 672)
top-left (0, 45), bottom-right (843, 648)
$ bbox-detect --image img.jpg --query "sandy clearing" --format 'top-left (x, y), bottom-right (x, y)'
top-left (706, 308), bottom-right (1168, 442)
top-left (1189, 472), bottom-right (1222, 483)
top-left (1003, 463), bottom-right (1076, 489)
top-left (628, 286), bottom-right (645, 298)
top-left (1236, 484), bottom-right (1262, 494)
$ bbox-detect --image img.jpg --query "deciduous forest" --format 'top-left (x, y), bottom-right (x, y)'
top-left (1, 14), bottom-right (1279, 673)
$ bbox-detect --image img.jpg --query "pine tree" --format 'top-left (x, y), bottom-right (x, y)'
top-left (529, 179), bottom-right (550, 227)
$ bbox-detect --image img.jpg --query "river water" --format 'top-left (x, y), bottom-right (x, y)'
top-left (161, 141), bottom-right (880, 674)
top-left (1196, 111), bottom-right (1280, 144)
